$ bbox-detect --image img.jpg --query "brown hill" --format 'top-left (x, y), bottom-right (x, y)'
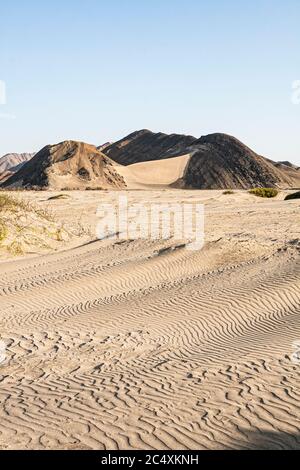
top-left (2, 141), bottom-right (126, 190)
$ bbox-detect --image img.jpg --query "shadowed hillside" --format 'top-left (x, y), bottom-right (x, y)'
top-left (182, 133), bottom-right (300, 189)
top-left (103, 129), bottom-right (196, 165)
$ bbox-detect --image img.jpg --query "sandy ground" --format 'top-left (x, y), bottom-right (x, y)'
top-left (0, 189), bottom-right (299, 450)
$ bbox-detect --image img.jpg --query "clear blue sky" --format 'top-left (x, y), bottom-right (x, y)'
top-left (1, 0), bottom-right (300, 164)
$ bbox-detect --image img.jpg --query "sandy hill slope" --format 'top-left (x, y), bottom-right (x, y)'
top-left (105, 130), bottom-right (300, 189)
top-left (115, 154), bottom-right (191, 189)
top-left (2, 141), bottom-right (126, 190)
top-left (103, 129), bottom-right (197, 165)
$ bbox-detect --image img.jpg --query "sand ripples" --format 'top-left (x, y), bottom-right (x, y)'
top-left (0, 235), bottom-right (299, 450)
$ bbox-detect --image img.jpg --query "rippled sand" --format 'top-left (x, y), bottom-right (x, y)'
top-left (0, 190), bottom-right (299, 449)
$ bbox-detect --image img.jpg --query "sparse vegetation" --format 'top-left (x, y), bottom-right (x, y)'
top-left (8, 240), bottom-right (24, 256)
top-left (0, 193), bottom-right (28, 211)
top-left (249, 188), bottom-right (279, 198)
top-left (223, 190), bottom-right (234, 195)
top-left (0, 192), bottom-right (70, 257)
top-left (0, 223), bottom-right (8, 242)
top-left (285, 191), bottom-right (300, 201)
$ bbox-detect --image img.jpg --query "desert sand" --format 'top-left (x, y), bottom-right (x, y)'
top-left (0, 189), bottom-right (299, 450)
top-left (113, 154), bottom-right (191, 188)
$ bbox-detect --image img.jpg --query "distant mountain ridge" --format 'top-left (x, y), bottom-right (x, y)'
top-left (0, 152), bottom-right (35, 183)
top-left (2, 131), bottom-right (299, 190)
top-left (97, 142), bottom-right (113, 152)
top-left (0, 152), bottom-right (34, 173)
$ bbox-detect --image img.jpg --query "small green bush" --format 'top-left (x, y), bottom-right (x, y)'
top-left (285, 191), bottom-right (300, 201)
top-left (249, 188), bottom-right (279, 198)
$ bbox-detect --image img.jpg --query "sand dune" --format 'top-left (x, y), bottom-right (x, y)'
top-left (0, 190), bottom-right (299, 450)
top-left (114, 154), bottom-right (191, 188)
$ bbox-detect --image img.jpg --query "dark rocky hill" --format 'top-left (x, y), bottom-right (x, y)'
top-left (103, 130), bottom-right (197, 165)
